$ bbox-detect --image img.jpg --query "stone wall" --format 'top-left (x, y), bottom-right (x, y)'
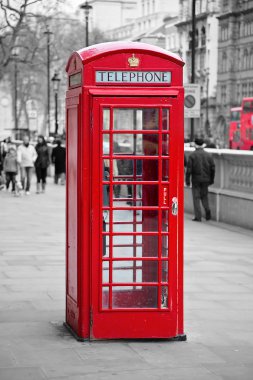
top-left (184, 148), bottom-right (253, 230)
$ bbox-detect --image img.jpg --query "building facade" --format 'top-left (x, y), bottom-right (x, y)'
top-left (105, 0), bottom-right (177, 44)
top-left (89, 0), bottom-right (137, 31)
top-left (176, 0), bottom-right (220, 140)
top-left (216, 0), bottom-right (253, 147)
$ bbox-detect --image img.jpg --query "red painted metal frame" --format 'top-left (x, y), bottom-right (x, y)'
top-left (65, 42), bottom-right (185, 340)
top-left (90, 96), bottom-right (183, 339)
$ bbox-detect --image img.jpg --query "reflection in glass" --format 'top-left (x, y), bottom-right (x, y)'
top-left (111, 234), bottom-right (158, 258)
top-left (162, 160), bottom-right (169, 181)
top-left (102, 287), bottom-right (109, 309)
top-left (113, 210), bottom-right (142, 223)
top-left (103, 134), bottom-right (110, 155)
top-left (162, 109), bottom-right (169, 130)
top-left (103, 235), bottom-right (109, 258)
top-left (111, 260), bottom-right (159, 283)
top-left (112, 260), bottom-right (143, 283)
top-left (112, 286), bottom-right (158, 308)
top-left (162, 261), bottom-right (168, 282)
top-left (162, 210), bottom-right (169, 232)
top-left (143, 109), bottom-right (159, 130)
top-left (162, 134), bottom-right (169, 156)
top-left (103, 109), bottom-right (110, 130)
top-left (102, 261), bottom-right (109, 283)
top-left (113, 245), bottom-right (143, 258)
top-left (161, 286), bottom-right (168, 309)
top-left (162, 235), bottom-right (169, 257)
top-left (113, 109), bottom-right (158, 131)
top-left (103, 185), bottom-right (110, 207)
top-left (113, 134), bottom-right (159, 156)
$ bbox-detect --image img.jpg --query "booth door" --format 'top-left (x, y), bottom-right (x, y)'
top-left (91, 96), bottom-right (181, 339)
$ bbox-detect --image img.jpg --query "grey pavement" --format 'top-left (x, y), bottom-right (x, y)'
top-left (1, 178), bottom-right (253, 379)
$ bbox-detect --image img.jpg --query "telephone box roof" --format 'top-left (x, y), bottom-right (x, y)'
top-left (66, 41), bottom-right (184, 72)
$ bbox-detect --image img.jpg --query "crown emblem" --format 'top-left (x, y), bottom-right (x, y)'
top-left (128, 54), bottom-right (140, 67)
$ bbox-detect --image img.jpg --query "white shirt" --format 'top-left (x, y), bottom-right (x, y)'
top-left (17, 144), bottom-right (37, 168)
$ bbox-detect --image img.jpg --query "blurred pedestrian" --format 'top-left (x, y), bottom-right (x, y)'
top-left (0, 143), bottom-right (5, 190)
top-left (186, 138), bottom-right (215, 222)
top-left (17, 136), bottom-right (37, 195)
top-left (51, 140), bottom-right (66, 185)
top-left (3, 147), bottom-right (18, 193)
top-left (35, 135), bottom-right (50, 194)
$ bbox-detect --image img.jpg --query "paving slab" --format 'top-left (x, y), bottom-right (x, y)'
top-left (1, 179), bottom-right (253, 379)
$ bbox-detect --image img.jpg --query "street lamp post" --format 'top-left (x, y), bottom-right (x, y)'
top-left (44, 26), bottom-right (53, 135)
top-left (80, 1), bottom-right (93, 47)
top-left (51, 72), bottom-right (61, 135)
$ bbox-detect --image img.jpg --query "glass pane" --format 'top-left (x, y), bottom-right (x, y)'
top-left (113, 109), bottom-right (158, 131)
top-left (113, 184), bottom-right (158, 206)
top-left (103, 134), bottom-right (110, 155)
top-left (103, 160), bottom-right (110, 179)
top-left (112, 209), bottom-right (158, 233)
top-left (113, 159), bottom-right (158, 181)
top-left (112, 260), bottom-right (158, 283)
top-left (162, 235), bottom-right (169, 257)
top-left (162, 160), bottom-right (169, 181)
top-left (143, 109), bottom-right (159, 130)
top-left (112, 286), bottom-right (158, 308)
top-left (162, 134), bottom-right (169, 156)
top-left (103, 109), bottom-right (110, 130)
top-left (113, 134), bottom-right (159, 156)
top-left (102, 287), bottom-right (109, 309)
top-left (113, 260), bottom-right (141, 283)
top-left (112, 235), bottom-right (158, 258)
top-left (102, 261), bottom-right (109, 283)
top-left (162, 210), bottom-right (169, 232)
top-left (161, 286), bottom-right (168, 309)
top-left (103, 235), bottom-right (109, 258)
top-left (103, 211), bottom-right (109, 232)
top-left (103, 185), bottom-right (110, 206)
top-left (113, 209), bottom-right (142, 223)
top-left (162, 108), bottom-right (169, 130)
top-left (162, 260), bottom-right (168, 282)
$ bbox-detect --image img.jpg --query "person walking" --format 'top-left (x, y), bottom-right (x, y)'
top-left (51, 140), bottom-right (66, 185)
top-left (186, 138), bottom-right (215, 222)
top-left (35, 136), bottom-right (50, 193)
top-left (0, 142), bottom-right (5, 190)
top-left (3, 147), bottom-right (18, 193)
top-left (17, 136), bottom-right (37, 195)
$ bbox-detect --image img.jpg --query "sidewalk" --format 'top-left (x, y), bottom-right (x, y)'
top-left (0, 180), bottom-right (253, 380)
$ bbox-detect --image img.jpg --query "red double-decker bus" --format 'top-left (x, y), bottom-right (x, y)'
top-left (229, 97), bottom-right (253, 150)
top-left (229, 107), bottom-right (241, 149)
top-left (241, 97), bottom-right (253, 150)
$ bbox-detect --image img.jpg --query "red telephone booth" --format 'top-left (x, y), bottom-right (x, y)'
top-left (65, 42), bottom-right (185, 340)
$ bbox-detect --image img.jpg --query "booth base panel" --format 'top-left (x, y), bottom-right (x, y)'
top-left (64, 321), bottom-right (186, 342)
top-left (64, 322), bottom-right (89, 342)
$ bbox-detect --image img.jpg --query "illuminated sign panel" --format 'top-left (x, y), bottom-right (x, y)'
top-left (96, 71), bottom-right (171, 84)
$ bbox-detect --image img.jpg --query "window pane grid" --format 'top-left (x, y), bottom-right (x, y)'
top-left (100, 106), bottom-right (170, 311)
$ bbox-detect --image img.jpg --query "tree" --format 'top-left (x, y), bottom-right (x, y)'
top-left (0, 0), bottom-right (45, 80)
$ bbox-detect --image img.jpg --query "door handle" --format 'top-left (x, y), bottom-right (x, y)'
top-left (172, 197), bottom-right (178, 216)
